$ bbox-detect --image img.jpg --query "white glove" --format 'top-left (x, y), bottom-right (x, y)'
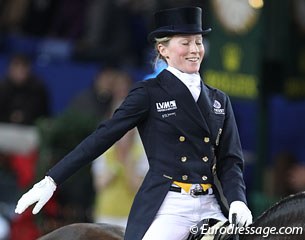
top-left (229, 201), bottom-right (253, 227)
top-left (15, 176), bottom-right (56, 215)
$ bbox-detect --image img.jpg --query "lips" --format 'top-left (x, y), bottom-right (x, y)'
top-left (186, 57), bottom-right (200, 62)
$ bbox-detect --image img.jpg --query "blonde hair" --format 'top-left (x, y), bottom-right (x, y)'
top-left (152, 36), bottom-right (172, 70)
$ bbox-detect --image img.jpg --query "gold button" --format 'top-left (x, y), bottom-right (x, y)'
top-left (182, 175), bottom-right (188, 181)
top-left (179, 136), bottom-right (185, 142)
top-left (202, 156), bottom-right (208, 162)
top-left (204, 137), bottom-right (210, 143)
top-left (202, 176), bottom-right (208, 181)
top-left (181, 156), bottom-right (187, 162)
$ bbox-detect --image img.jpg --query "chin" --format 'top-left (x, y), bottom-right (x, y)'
top-left (184, 64), bottom-right (200, 73)
top-left (184, 68), bottom-right (200, 74)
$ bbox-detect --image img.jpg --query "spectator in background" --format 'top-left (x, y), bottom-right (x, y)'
top-left (92, 71), bottom-right (148, 227)
top-left (47, 0), bottom-right (89, 40)
top-left (33, 68), bottom-right (136, 233)
top-left (265, 151), bottom-right (305, 199)
top-left (74, 0), bottom-right (156, 67)
top-left (0, 53), bottom-right (50, 240)
top-left (0, 0), bottom-right (29, 33)
top-left (68, 67), bottom-right (118, 121)
top-left (110, 69), bottom-right (134, 109)
top-left (92, 128), bottom-right (148, 227)
top-left (253, 151), bottom-right (305, 218)
top-left (0, 53), bottom-right (50, 125)
top-left (270, 152), bottom-right (298, 198)
top-left (289, 156), bottom-right (305, 192)
top-left (73, 0), bottom-right (133, 64)
top-left (21, 0), bottom-right (60, 37)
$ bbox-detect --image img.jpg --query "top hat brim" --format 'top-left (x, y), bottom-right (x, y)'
top-left (148, 27), bottom-right (212, 44)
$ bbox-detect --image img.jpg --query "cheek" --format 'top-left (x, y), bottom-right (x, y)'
top-left (200, 46), bottom-right (205, 58)
top-left (167, 49), bottom-right (180, 62)
top-left (173, 49), bottom-right (188, 61)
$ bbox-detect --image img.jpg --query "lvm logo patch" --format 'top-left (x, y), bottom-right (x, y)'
top-left (156, 100), bottom-right (177, 112)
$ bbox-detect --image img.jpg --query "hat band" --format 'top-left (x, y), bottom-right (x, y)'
top-left (157, 24), bottom-right (202, 32)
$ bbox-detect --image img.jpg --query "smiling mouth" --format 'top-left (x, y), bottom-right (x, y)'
top-left (186, 57), bottom-right (200, 62)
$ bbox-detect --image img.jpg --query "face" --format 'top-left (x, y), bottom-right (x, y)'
top-left (158, 34), bottom-right (205, 74)
top-left (8, 60), bottom-right (30, 85)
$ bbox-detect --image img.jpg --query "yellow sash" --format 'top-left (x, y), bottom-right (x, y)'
top-left (173, 181), bottom-right (212, 193)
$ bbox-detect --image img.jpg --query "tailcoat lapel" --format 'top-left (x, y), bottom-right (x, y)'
top-left (196, 81), bottom-right (213, 133)
top-left (158, 70), bottom-right (210, 134)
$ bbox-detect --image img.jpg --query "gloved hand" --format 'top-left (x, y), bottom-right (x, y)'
top-left (15, 176), bottom-right (56, 215)
top-left (229, 201), bottom-right (253, 227)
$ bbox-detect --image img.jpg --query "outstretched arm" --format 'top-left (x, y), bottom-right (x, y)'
top-left (15, 82), bottom-right (150, 215)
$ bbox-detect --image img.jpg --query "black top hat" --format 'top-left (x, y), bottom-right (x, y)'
top-left (148, 6), bottom-right (211, 43)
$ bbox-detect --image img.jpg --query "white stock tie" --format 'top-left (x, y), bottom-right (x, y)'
top-left (166, 66), bottom-right (201, 102)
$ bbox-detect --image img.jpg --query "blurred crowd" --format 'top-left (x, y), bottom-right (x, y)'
top-left (0, 0), bottom-right (208, 68)
top-left (0, 53), bottom-right (150, 239)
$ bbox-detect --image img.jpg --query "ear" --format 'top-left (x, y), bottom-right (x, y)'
top-left (157, 43), bottom-right (168, 59)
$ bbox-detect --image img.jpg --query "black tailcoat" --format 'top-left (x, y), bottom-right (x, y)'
top-left (47, 70), bottom-right (247, 240)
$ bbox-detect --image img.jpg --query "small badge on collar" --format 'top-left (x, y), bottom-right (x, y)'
top-left (213, 100), bottom-right (225, 115)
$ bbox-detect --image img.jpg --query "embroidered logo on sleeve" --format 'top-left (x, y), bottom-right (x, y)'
top-left (213, 100), bottom-right (225, 114)
top-left (156, 100), bottom-right (177, 112)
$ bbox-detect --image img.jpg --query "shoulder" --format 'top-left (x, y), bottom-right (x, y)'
top-left (131, 77), bottom-right (160, 95)
top-left (122, 80), bottom-right (153, 105)
top-left (135, 77), bottom-right (159, 87)
top-left (204, 83), bottom-right (229, 100)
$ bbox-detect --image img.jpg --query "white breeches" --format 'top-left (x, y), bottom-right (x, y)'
top-left (142, 191), bottom-right (227, 240)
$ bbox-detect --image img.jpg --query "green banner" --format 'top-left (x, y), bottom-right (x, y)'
top-left (284, 29), bottom-right (305, 98)
top-left (202, 1), bottom-right (263, 99)
top-left (284, 0), bottom-right (305, 98)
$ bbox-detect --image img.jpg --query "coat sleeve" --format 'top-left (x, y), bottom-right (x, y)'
top-left (216, 95), bottom-right (247, 205)
top-left (47, 82), bottom-right (150, 184)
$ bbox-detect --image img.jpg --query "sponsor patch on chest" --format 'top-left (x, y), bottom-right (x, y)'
top-left (213, 100), bottom-right (225, 115)
top-left (156, 100), bottom-right (177, 112)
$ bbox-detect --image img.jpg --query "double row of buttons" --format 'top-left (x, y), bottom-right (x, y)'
top-left (179, 136), bottom-right (209, 162)
top-left (179, 135), bottom-right (210, 182)
top-left (181, 175), bottom-right (208, 181)
top-left (179, 136), bottom-right (210, 143)
top-left (180, 156), bottom-right (209, 162)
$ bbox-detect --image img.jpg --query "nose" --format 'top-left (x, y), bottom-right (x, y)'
top-left (190, 42), bottom-right (199, 53)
